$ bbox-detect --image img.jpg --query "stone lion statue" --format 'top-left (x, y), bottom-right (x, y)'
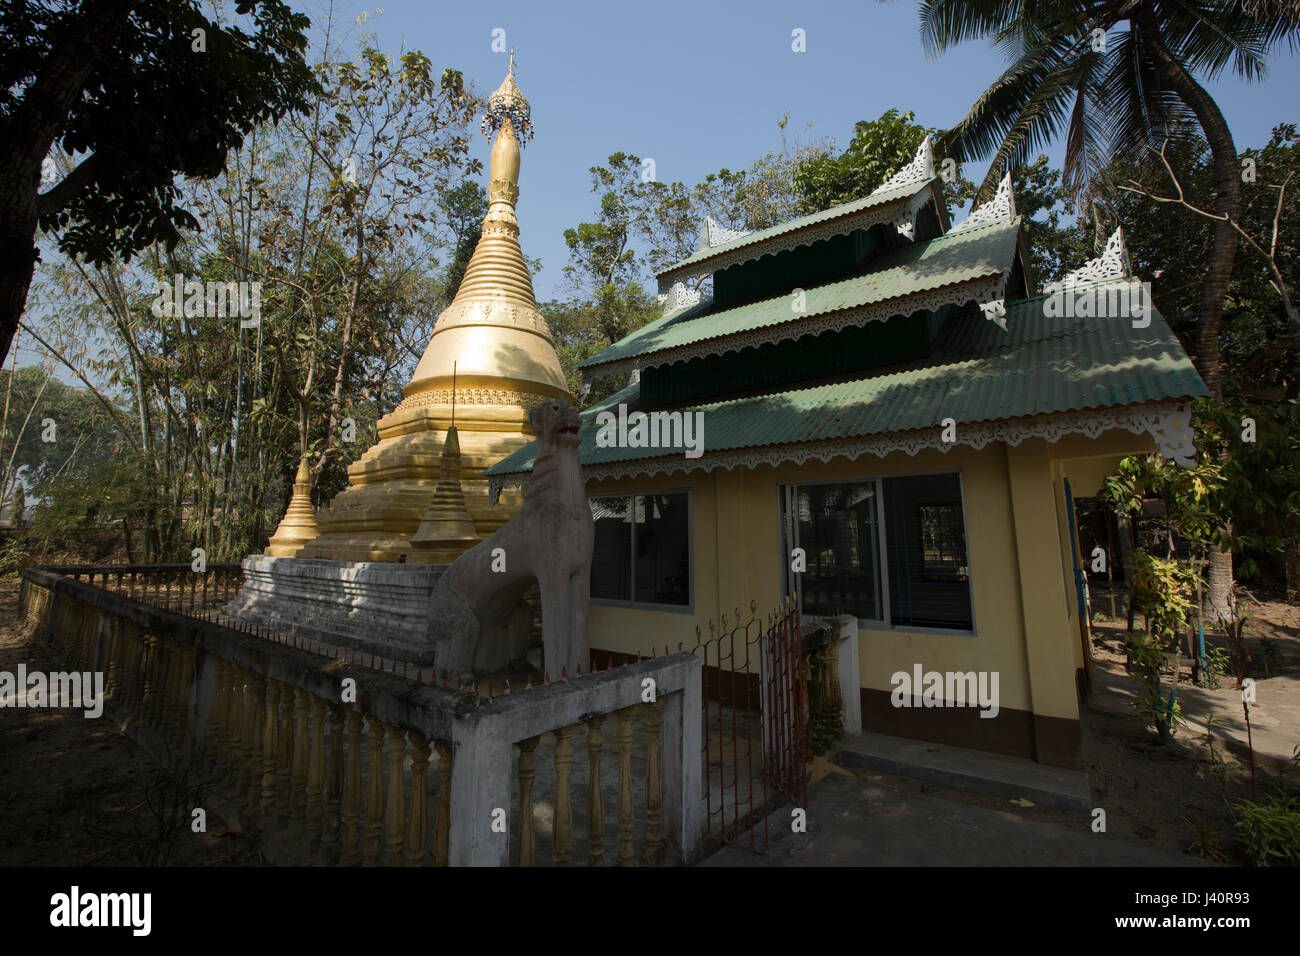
top-left (429, 397), bottom-right (593, 682)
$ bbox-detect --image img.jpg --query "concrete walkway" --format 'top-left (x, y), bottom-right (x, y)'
top-left (834, 731), bottom-right (1091, 811)
top-left (702, 773), bottom-right (1209, 866)
top-left (1091, 663), bottom-right (1299, 773)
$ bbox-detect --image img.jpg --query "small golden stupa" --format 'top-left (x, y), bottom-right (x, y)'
top-left (408, 424), bottom-right (480, 563)
top-left (265, 458), bottom-right (319, 557)
top-left (298, 52), bottom-right (570, 562)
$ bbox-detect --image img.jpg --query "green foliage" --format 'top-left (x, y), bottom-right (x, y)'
top-left (0, 536), bottom-right (28, 578)
top-left (792, 109), bottom-right (971, 214)
top-left (1233, 792), bottom-right (1300, 866)
top-left (917, 0), bottom-right (1299, 201)
top-left (1182, 816), bottom-right (1229, 862)
top-left (1203, 644), bottom-right (1233, 687)
top-left (8, 1), bottom-right (317, 267)
top-left (1132, 682), bottom-right (1185, 739)
top-left (1130, 551), bottom-right (1199, 641)
top-left (20, 33), bottom-right (482, 562)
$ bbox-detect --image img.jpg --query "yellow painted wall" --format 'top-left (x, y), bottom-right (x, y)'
top-left (584, 430), bottom-right (1153, 723)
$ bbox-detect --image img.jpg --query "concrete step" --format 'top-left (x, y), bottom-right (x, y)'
top-left (832, 731), bottom-right (1091, 812)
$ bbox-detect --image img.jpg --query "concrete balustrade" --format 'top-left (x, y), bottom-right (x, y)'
top-left (19, 567), bottom-right (704, 867)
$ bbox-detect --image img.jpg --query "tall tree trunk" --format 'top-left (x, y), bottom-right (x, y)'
top-left (1141, 13), bottom-right (1241, 620)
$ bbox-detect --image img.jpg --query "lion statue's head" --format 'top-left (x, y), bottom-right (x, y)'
top-left (529, 397), bottom-right (582, 451)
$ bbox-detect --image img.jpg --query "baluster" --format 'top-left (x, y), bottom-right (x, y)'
top-left (616, 706), bottom-right (637, 866)
top-left (290, 689), bottom-right (310, 823)
top-left (155, 638), bottom-right (174, 728)
top-left (340, 710), bottom-right (363, 865)
top-left (322, 705), bottom-right (344, 861)
top-left (207, 658), bottom-right (228, 772)
top-left (229, 670), bottom-right (249, 791)
top-left (162, 640), bottom-right (181, 741)
top-left (405, 732), bottom-right (430, 867)
top-left (363, 717), bottom-right (385, 865)
top-left (306, 696), bottom-right (327, 854)
top-left (585, 716), bottom-right (606, 866)
top-left (245, 675), bottom-right (265, 803)
top-left (275, 686), bottom-right (293, 820)
top-left (433, 741), bottom-right (451, 866)
top-left (642, 700), bottom-right (665, 865)
top-left (384, 726), bottom-right (406, 865)
top-left (103, 618), bottom-right (120, 702)
top-left (261, 680), bottom-right (280, 813)
top-left (516, 736), bottom-right (539, 867)
top-left (138, 633), bottom-right (156, 724)
top-left (553, 725), bottom-right (575, 864)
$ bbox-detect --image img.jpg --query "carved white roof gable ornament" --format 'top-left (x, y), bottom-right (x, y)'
top-left (699, 216), bottom-right (749, 250)
top-left (872, 134), bottom-right (935, 196)
top-left (1040, 227), bottom-right (1132, 293)
top-left (950, 171), bottom-right (1016, 234)
top-left (655, 280), bottom-right (704, 313)
top-left (1147, 402), bottom-right (1197, 468)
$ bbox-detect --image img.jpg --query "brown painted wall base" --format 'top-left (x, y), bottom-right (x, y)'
top-left (860, 687), bottom-right (1083, 770)
top-left (595, 648), bottom-right (760, 709)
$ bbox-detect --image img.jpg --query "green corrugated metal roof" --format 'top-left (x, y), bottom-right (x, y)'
top-left (581, 216), bottom-right (1021, 371)
top-left (658, 178), bottom-right (937, 277)
top-left (485, 280), bottom-right (1208, 477)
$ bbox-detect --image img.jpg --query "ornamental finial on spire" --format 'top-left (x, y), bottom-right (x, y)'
top-left (482, 48), bottom-right (533, 145)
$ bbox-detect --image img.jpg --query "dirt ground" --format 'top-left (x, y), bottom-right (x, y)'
top-left (0, 578), bottom-right (263, 866)
top-left (1079, 584), bottom-right (1297, 862)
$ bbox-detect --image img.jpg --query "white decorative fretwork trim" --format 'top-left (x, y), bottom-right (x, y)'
top-left (1147, 402), bottom-right (1196, 467)
top-left (486, 400), bottom-right (1196, 502)
top-left (654, 281), bottom-right (704, 313)
top-left (950, 172), bottom-right (1015, 234)
top-left (1041, 227), bottom-right (1132, 293)
top-left (873, 135), bottom-right (934, 195)
top-left (590, 272), bottom-right (1009, 386)
top-left (700, 216), bottom-right (749, 249)
top-left (890, 186), bottom-right (937, 241)
top-left (657, 181), bottom-right (939, 297)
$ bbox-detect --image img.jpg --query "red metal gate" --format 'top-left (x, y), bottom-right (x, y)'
top-left (695, 598), bottom-right (806, 852)
top-left (762, 598), bottom-right (807, 810)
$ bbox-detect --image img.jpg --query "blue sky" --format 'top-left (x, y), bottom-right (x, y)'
top-left (334, 0), bottom-right (1300, 302)
top-left (15, 0), bottom-right (1298, 378)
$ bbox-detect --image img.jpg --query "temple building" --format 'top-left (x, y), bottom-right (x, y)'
top-left (288, 55), bottom-right (570, 562)
top-left (484, 138), bottom-right (1208, 769)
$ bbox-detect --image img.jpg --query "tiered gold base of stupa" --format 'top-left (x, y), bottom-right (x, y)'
top-left (296, 388), bottom-right (556, 562)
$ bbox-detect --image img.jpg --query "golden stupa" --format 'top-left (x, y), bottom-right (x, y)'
top-left (298, 53), bottom-right (570, 562)
top-left (407, 425), bottom-right (481, 563)
top-left (265, 457), bottom-right (320, 557)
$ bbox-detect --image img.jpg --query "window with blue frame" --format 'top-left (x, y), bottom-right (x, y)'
top-left (782, 473), bottom-right (973, 631)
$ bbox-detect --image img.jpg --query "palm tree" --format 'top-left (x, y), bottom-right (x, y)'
top-left (919, 0), bottom-right (1297, 617)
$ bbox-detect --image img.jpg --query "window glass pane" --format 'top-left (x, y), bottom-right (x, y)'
top-left (883, 474), bottom-right (973, 630)
top-left (590, 496), bottom-right (632, 600)
top-left (633, 493), bottom-right (691, 605)
top-left (793, 481), bottom-right (883, 620)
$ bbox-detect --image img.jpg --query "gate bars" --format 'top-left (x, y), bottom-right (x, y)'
top-left (693, 597), bottom-right (805, 853)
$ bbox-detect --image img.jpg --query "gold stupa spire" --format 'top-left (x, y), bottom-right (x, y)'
top-left (296, 53), bottom-right (571, 562)
top-left (265, 457), bottom-right (319, 557)
top-left (404, 51), bottom-right (567, 404)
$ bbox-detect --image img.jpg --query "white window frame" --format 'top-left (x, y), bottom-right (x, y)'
top-left (588, 489), bottom-right (694, 614)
